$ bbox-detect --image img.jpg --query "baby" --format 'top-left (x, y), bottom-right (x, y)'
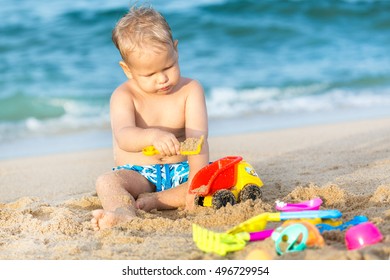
top-left (91, 5), bottom-right (209, 230)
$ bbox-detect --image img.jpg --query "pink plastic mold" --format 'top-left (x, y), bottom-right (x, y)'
top-left (275, 197), bottom-right (323, 212)
top-left (345, 222), bottom-right (383, 250)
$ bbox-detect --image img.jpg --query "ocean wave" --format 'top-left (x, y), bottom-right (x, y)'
top-left (0, 112), bottom-right (110, 143)
top-left (0, 93), bottom-right (110, 142)
top-left (2, 84), bottom-right (390, 142)
top-left (207, 85), bottom-right (390, 118)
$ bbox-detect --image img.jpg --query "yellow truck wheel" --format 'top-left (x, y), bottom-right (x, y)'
top-left (194, 195), bottom-right (204, 207)
top-left (212, 189), bottom-right (236, 209)
top-left (239, 184), bottom-right (263, 202)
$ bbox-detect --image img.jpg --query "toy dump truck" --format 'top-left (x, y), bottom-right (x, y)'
top-left (189, 156), bottom-right (263, 209)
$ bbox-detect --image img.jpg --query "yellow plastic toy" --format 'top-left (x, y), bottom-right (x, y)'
top-left (192, 224), bottom-right (247, 256)
top-left (142, 135), bottom-right (204, 156)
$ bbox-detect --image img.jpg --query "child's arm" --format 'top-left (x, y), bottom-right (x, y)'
top-left (109, 84), bottom-right (180, 156)
top-left (183, 80), bottom-right (209, 209)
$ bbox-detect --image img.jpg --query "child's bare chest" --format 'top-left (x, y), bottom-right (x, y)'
top-left (134, 95), bottom-right (186, 129)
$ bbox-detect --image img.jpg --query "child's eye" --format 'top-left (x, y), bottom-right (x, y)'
top-left (141, 63), bottom-right (175, 77)
top-left (142, 73), bottom-right (154, 77)
top-left (164, 63), bottom-right (175, 70)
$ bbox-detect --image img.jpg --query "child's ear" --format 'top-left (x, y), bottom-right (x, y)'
top-left (119, 61), bottom-right (133, 79)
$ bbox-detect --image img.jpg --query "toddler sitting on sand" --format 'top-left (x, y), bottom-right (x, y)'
top-left (91, 5), bottom-right (209, 230)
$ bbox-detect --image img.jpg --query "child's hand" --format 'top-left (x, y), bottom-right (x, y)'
top-left (151, 132), bottom-right (181, 156)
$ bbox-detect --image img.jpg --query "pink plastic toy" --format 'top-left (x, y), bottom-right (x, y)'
top-left (345, 222), bottom-right (383, 250)
top-left (248, 229), bottom-right (274, 241)
top-left (275, 197), bottom-right (323, 212)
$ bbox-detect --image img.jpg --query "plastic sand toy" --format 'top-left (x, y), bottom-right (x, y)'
top-left (142, 135), bottom-right (204, 156)
top-left (192, 210), bottom-right (341, 256)
top-left (316, 215), bottom-right (368, 233)
top-left (192, 224), bottom-right (247, 256)
top-left (227, 210), bottom-right (342, 234)
top-left (345, 222), bottom-right (383, 250)
top-left (275, 197), bottom-right (323, 212)
top-left (280, 220), bottom-right (325, 248)
top-left (189, 156), bottom-right (263, 208)
top-left (192, 224), bottom-right (273, 256)
top-left (271, 223), bottom-right (309, 255)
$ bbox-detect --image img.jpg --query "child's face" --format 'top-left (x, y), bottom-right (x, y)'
top-left (124, 44), bottom-right (180, 95)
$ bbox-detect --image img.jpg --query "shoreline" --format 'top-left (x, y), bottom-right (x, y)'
top-left (2, 104), bottom-right (390, 161)
top-left (1, 116), bottom-right (390, 259)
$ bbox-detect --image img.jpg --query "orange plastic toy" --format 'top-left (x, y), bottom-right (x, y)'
top-left (189, 156), bottom-right (264, 208)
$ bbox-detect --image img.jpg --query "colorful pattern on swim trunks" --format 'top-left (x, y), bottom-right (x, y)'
top-left (113, 161), bottom-right (189, 192)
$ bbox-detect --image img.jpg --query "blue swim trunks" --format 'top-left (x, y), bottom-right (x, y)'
top-left (113, 161), bottom-right (189, 192)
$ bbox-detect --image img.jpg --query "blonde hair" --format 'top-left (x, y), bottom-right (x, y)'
top-left (112, 5), bottom-right (174, 63)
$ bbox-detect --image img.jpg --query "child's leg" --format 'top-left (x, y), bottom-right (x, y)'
top-left (91, 169), bottom-right (155, 230)
top-left (135, 161), bottom-right (196, 211)
top-left (136, 182), bottom-right (190, 212)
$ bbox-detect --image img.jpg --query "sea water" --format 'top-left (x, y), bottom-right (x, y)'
top-left (1, 0), bottom-right (390, 159)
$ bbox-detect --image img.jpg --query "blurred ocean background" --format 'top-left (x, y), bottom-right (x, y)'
top-left (1, 0), bottom-right (390, 159)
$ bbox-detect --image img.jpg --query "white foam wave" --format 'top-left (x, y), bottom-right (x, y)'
top-left (206, 86), bottom-right (390, 118)
top-left (0, 100), bottom-right (110, 142)
top-left (2, 85), bottom-right (389, 143)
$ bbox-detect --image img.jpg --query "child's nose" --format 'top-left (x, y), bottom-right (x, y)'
top-left (157, 72), bottom-right (168, 84)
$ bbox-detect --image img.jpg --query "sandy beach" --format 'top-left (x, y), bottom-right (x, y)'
top-left (1, 117), bottom-right (390, 260)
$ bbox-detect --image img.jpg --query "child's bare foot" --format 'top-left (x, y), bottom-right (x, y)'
top-left (135, 192), bottom-right (159, 212)
top-left (91, 208), bottom-right (135, 231)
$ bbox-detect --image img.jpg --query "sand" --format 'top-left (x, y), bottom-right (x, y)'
top-left (180, 136), bottom-right (203, 153)
top-left (1, 117), bottom-right (390, 260)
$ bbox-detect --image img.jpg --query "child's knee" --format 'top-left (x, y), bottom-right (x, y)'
top-left (95, 172), bottom-right (114, 193)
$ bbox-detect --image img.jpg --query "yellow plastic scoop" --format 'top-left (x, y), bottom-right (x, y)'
top-left (192, 224), bottom-right (274, 256)
top-left (142, 135), bottom-right (204, 156)
top-left (192, 224), bottom-right (247, 256)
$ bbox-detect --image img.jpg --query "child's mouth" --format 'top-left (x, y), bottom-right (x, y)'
top-left (160, 86), bottom-right (171, 92)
